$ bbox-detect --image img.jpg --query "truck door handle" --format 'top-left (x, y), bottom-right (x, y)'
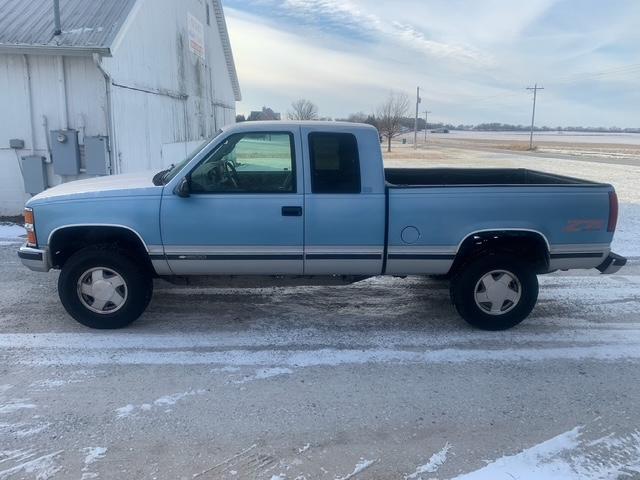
top-left (282, 206), bottom-right (302, 217)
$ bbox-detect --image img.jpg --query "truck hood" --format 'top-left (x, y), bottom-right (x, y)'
top-left (27, 172), bottom-right (162, 205)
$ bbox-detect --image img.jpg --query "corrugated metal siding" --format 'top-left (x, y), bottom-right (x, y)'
top-left (0, 0), bottom-right (136, 48)
top-left (103, 0), bottom-right (237, 173)
top-left (0, 0), bottom-right (239, 215)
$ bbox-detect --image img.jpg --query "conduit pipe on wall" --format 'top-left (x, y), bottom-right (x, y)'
top-left (93, 53), bottom-right (118, 175)
top-left (56, 55), bottom-right (68, 129)
top-left (22, 55), bottom-right (36, 155)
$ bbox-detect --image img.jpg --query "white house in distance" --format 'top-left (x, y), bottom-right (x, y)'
top-left (0, 0), bottom-right (241, 216)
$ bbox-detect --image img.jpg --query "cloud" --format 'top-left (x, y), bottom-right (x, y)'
top-left (225, 0), bottom-right (640, 126)
top-left (232, 0), bottom-right (490, 65)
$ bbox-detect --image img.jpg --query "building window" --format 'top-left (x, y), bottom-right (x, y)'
top-left (206, 3), bottom-right (210, 25)
top-left (309, 132), bottom-right (361, 194)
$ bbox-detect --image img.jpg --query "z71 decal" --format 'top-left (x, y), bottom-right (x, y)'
top-left (564, 219), bottom-right (605, 232)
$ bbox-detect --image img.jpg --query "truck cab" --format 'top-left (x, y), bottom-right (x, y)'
top-left (157, 121), bottom-right (387, 277)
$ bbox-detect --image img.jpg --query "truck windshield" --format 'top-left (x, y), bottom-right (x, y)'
top-left (155, 131), bottom-right (222, 185)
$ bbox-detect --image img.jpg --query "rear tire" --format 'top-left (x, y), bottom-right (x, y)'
top-left (450, 254), bottom-right (538, 330)
top-left (58, 245), bottom-right (153, 329)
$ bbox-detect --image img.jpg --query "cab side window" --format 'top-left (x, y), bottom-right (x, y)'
top-left (309, 132), bottom-right (361, 194)
top-left (190, 132), bottom-right (295, 193)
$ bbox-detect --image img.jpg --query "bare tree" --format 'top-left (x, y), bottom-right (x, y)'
top-left (288, 99), bottom-right (319, 120)
top-left (376, 92), bottom-right (410, 152)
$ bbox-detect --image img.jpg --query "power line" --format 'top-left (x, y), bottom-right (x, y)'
top-left (423, 110), bottom-right (431, 141)
top-left (526, 84), bottom-right (544, 150)
top-left (414, 86), bottom-right (421, 149)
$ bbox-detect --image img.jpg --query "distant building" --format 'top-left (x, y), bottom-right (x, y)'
top-left (248, 107), bottom-right (281, 121)
top-left (0, 0), bottom-right (241, 215)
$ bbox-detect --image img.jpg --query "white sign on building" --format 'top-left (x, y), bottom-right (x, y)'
top-left (188, 12), bottom-right (205, 59)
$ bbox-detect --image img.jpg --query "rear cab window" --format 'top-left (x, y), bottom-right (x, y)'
top-left (309, 132), bottom-right (361, 194)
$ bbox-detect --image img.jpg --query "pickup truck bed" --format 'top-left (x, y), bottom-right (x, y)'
top-left (384, 168), bottom-right (614, 276)
top-left (384, 168), bottom-right (600, 186)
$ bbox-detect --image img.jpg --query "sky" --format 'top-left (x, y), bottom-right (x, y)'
top-left (224, 0), bottom-right (640, 127)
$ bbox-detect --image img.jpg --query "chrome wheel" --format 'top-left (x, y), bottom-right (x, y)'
top-left (76, 267), bottom-right (128, 314)
top-left (474, 270), bottom-right (521, 315)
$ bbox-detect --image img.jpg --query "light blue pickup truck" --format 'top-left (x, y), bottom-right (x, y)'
top-left (19, 121), bottom-right (626, 330)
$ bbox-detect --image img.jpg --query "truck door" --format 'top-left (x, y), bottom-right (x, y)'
top-left (160, 129), bottom-right (304, 275)
top-left (302, 127), bottom-right (386, 275)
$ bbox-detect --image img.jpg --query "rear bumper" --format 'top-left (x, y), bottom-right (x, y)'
top-left (18, 245), bottom-right (50, 272)
top-left (596, 252), bottom-right (627, 274)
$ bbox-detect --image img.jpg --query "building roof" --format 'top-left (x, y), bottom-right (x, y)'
top-left (0, 0), bottom-right (241, 101)
top-left (0, 0), bottom-right (136, 55)
top-left (212, 0), bottom-right (241, 101)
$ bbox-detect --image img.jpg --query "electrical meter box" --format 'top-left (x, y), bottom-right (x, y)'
top-left (50, 129), bottom-right (80, 175)
top-left (85, 136), bottom-right (110, 175)
top-left (21, 155), bottom-right (47, 194)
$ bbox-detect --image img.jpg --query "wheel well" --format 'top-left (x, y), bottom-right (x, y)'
top-left (48, 226), bottom-right (153, 273)
top-left (449, 231), bottom-right (550, 276)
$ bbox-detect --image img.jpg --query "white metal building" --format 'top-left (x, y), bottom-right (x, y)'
top-left (0, 0), bottom-right (241, 216)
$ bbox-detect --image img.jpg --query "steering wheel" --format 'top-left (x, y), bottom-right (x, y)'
top-left (223, 160), bottom-right (241, 188)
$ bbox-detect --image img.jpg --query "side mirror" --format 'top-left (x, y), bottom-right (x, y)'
top-left (175, 177), bottom-right (190, 198)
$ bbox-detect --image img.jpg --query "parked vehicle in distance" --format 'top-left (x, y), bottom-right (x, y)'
top-left (431, 128), bottom-right (450, 133)
top-left (19, 121), bottom-right (626, 330)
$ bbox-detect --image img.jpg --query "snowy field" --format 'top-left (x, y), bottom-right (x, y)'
top-left (400, 130), bottom-right (640, 164)
top-left (428, 130), bottom-right (640, 146)
top-left (1, 148), bottom-right (639, 479)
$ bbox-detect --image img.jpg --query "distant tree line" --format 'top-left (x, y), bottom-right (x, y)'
top-left (237, 96), bottom-right (639, 152)
top-left (470, 123), bottom-right (640, 133)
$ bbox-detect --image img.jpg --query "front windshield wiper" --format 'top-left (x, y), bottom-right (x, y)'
top-left (152, 164), bottom-right (174, 186)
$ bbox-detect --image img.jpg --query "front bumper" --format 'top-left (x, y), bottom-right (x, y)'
top-left (18, 245), bottom-right (50, 272)
top-left (596, 252), bottom-right (627, 274)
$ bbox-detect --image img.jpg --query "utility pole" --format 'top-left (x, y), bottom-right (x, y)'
top-left (526, 84), bottom-right (544, 150)
top-left (413, 86), bottom-right (421, 149)
top-left (423, 110), bottom-right (432, 142)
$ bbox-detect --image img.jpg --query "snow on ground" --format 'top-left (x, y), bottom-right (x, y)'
top-left (406, 442), bottom-right (452, 479)
top-left (425, 130), bottom-right (640, 146)
top-left (0, 400), bottom-right (36, 414)
top-left (0, 145), bottom-right (638, 479)
top-left (2, 268), bottom-right (640, 367)
top-left (614, 203), bottom-right (640, 258)
top-left (116, 389), bottom-right (206, 418)
top-left (19, 343), bottom-right (640, 367)
top-left (0, 422), bottom-right (50, 438)
top-left (297, 443), bottom-right (311, 454)
top-left (0, 224), bottom-right (25, 245)
top-left (335, 458), bottom-right (377, 480)
top-left (82, 447), bottom-right (107, 466)
top-left (453, 426), bottom-right (640, 479)
top-left (0, 449), bottom-right (64, 479)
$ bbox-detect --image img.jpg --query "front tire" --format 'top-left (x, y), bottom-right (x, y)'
top-left (58, 245), bottom-right (153, 329)
top-left (451, 254), bottom-right (538, 330)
